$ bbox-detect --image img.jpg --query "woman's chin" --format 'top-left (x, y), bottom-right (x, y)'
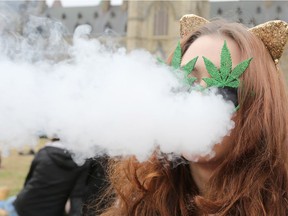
top-left (182, 151), bottom-right (216, 163)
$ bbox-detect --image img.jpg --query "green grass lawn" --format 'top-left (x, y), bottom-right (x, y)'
top-left (0, 139), bottom-right (48, 197)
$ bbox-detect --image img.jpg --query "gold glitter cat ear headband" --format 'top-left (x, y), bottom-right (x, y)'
top-left (180, 14), bottom-right (288, 64)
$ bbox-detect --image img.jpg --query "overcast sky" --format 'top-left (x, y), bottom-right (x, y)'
top-left (46, 0), bottom-right (122, 7)
top-left (45, 0), bottom-right (239, 8)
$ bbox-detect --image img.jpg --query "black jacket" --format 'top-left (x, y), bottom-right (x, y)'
top-left (14, 145), bottom-right (89, 216)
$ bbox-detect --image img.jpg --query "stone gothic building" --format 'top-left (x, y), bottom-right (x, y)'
top-left (45, 0), bottom-right (287, 60)
top-left (45, 0), bottom-right (288, 80)
top-left (45, 1), bottom-right (210, 58)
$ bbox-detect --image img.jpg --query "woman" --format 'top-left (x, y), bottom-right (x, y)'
top-left (98, 15), bottom-right (288, 215)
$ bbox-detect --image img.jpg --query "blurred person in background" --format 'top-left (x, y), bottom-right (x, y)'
top-left (1, 137), bottom-right (90, 216)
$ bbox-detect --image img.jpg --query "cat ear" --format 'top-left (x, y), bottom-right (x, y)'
top-left (180, 14), bottom-right (288, 61)
top-left (249, 20), bottom-right (288, 61)
top-left (179, 14), bottom-right (209, 39)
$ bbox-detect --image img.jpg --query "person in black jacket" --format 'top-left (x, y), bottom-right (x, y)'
top-left (12, 138), bottom-right (90, 216)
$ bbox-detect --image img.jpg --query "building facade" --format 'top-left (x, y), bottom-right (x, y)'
top-left (211, 0), bottom-right (288, 27)
top-left (125, 1), bottom-right (209, 57)
top-left (45, 0), bottom-right (209, 58)
top-left (5, 0), bottom-right (287, 77)
top-left (209, 1), bottom-right (288, 81)
top-left (45, 0), bottom-right (287, 58)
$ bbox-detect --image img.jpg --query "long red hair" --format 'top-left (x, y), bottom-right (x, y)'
top-left (99, 20), bottom-right (288, 215)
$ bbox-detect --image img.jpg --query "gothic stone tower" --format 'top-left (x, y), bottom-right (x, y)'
top-left (126, 0), bottom-right (209, 58)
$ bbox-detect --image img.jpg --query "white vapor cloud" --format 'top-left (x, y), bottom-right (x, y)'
top-left (0, 16), bottom-right (235, 163)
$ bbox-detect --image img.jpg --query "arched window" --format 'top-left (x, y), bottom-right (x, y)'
top-left (78, 13), bottom-right (82, 19)
top-left (236, 7), bottom-right (242, 15)
top-left (277, 6), bottom-right (282, 13)
top-left (111, 11), bottom-right (116, 18)
top-left (153, 5), bottom-right (168, 36)
top-left (217, 8), bottom-right (223, 15)
top-left (62, 13), bottom-right (66, 20)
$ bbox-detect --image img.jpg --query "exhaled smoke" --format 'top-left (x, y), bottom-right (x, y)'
top-left (0, 15), bottom-right (235, 162)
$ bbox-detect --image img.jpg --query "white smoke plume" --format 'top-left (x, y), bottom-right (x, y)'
top-left (0, 14), bottom-right (235, 162)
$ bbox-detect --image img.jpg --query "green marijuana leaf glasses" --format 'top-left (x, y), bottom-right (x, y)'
top-left (169, 40), bottom-right (252, 89)
top-left (202, 41), bottom-right (252, 88)
top-left (171, 42), bottom-right (198, 86)
top-left (163, 40), bottom-right (253, 112)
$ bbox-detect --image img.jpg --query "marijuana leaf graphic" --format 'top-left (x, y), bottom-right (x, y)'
top-left (171, 42), bottom-right (198, 86)
top-left (202, 41), bottom-right (252, 88)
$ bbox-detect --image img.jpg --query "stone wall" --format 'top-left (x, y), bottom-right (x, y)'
top-left (126, 1), bottom-right (209, 58)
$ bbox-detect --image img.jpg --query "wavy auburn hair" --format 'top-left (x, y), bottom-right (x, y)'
top-left (99, 20), bottom-right (288, 216)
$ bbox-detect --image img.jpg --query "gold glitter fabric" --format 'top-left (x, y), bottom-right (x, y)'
top-left (249, 20), bottom-right (288, 61)
top-left (179, 14), bottom-right (288, 61)
top-left (180, 14), bottom-right (208, 39)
